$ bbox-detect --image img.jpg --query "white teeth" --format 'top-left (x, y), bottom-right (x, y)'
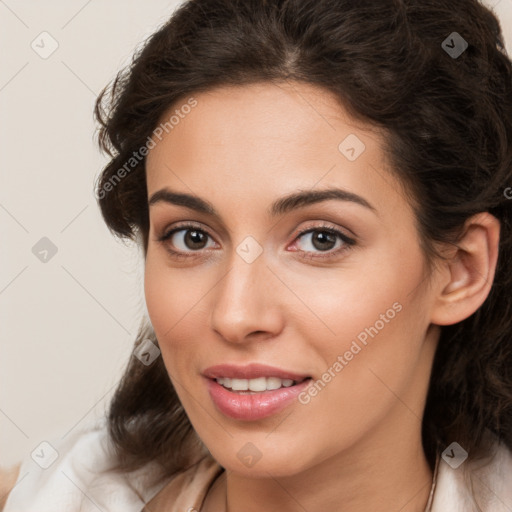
top-left (248, 377), bottom-right (267, 392)
top-left (215, 376), bottom-right (299, 392)
top-left (266, 377), bottom-right (282, 390)
top-left (231, 378), bottom-right (248, 391)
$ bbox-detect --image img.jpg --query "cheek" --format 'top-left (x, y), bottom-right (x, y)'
top-left (144, 248), bottom-right (198, 332)
top-left (302, 282), bottom-right (429, 431)
top-left (144, 257), bottom-right (173, 335)
top-left (294, 248), bottom-right (429, 401)
top-left (285, 249), bottom-right (425, 355)
top-left (143, 251), bottom-right (213, 369)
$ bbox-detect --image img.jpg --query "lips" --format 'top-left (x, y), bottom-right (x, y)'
top-left (203, 363), bottom-right (313, 420)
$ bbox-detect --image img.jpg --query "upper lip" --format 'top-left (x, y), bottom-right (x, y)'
top-left (203, 363), bottom-right (311, 381)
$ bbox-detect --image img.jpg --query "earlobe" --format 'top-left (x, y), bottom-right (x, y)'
top-left (430, 212), bottom-right (500, 326)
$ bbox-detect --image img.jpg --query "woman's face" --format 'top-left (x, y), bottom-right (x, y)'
top-left (144, 81), bottom-right (441, 477)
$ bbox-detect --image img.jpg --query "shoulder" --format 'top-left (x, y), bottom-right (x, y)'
top-left (432, 434), bottom-right (512, 512)
top-left (2, 419), bottom-right (168, 512)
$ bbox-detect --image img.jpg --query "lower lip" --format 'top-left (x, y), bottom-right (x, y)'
top-left (205, 378), bottom-right (312, 421)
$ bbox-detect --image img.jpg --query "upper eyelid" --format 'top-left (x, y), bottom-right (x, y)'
top-left (161, 221), bottom-right (348, 237)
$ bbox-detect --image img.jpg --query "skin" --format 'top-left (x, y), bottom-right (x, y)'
top-left (143, 81), bottom-right (500, 512)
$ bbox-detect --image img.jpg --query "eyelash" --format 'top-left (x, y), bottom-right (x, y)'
top-left (156, 222), bottom-right (356, 261)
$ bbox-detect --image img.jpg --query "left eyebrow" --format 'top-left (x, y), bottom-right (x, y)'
top-left (148, 186), bottom-right (377, 218)
top-left (269, 188), bottom-right (377, 217)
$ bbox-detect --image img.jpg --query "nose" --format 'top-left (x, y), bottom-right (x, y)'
top-left (209, 248), bottom-right (285, 345)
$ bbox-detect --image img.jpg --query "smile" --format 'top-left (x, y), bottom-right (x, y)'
top-left (206, 376), bottom-right (312, 420)
top-left (215, 376), bottom-right (306, 392)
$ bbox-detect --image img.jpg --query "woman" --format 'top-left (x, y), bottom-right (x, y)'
top-left (3, 0), bottom-right (512, 510)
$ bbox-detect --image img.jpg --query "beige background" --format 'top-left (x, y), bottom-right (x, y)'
top-left (1, 0), bottom-right (511, 467)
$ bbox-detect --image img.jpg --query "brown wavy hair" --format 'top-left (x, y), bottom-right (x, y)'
top-left (94, 0), bottom-right (512, 501)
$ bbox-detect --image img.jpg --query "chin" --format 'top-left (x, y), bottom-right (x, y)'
top-left (225, 459), bottom-right (306, 478)
top-left (204, 440), bottom-right (313, 478)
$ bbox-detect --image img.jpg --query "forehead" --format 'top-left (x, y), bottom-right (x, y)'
top-left (145, 81), bottom-right (409, 221)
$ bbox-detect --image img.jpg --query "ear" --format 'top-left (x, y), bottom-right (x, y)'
top-left (430, 212), bottom-right (500, 326)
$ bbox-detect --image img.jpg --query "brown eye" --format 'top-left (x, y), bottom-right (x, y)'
top-left (158, 223), bottom-right (216, 255)
top-left (292, 225), bottom-right (356, 260)
top-left (179, 229), bottom-right (209, 250)
top-left (301, 230), bottom-right (338, 251)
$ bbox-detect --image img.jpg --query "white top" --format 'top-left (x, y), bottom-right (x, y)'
top-left (4, 418), bottom-right (512, 511)
top-left (3, 419), bottom-right (166, 512)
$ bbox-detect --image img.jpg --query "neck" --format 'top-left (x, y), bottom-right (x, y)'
top-left (221, 413), bottom-right (433, 512)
